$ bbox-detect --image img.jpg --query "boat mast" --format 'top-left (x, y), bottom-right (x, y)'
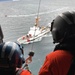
top-left (35, 0), bottom-right (41, 27)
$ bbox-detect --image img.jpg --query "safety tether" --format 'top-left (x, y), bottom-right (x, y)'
top-left (67, 57), bottom-right (75, 75)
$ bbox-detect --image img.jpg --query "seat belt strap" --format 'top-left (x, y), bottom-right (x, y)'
top-left (67, 57), bottom-right (75, 75)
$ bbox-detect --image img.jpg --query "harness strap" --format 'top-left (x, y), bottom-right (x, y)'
top-left (16, 69), bottom-right (23, 75)
top-left (67, 57), bottom-right (75, 75)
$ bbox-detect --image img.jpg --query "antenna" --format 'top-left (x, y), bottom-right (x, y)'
top-left (37, 0), bottom-right (41, 18)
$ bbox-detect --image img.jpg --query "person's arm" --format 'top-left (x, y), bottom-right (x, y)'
top-left (39, 54), bottom-right (58, 75)
top-left (39, 56), bottom-right (51, 75)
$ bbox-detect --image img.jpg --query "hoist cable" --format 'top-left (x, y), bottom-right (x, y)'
top-left (31, 0), bottom-right (41, 51)
top-left (23, 0), bottom-right (41, 70)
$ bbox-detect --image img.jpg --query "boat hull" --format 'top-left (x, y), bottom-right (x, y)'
top-left (17, 26), bottom-right (50, 44)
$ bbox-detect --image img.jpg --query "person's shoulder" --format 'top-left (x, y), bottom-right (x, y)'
top-left (20, 70), bottom-right (32, 75)
top-left (46, 50), bottom-right (61, 57)
top-left (46, 50), bottom-right (72, 60)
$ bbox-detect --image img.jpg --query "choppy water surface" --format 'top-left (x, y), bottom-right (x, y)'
top-left (0, 0), bottom-right (75, 75)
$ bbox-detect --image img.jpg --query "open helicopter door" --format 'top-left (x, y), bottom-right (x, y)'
top-left (0, 25), bottom-right (4, 43)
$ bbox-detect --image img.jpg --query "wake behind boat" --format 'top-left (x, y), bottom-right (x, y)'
top-left (17, 24), bottom-right (51, 44)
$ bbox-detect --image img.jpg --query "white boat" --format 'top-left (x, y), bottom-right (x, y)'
top-left (17, 0), bottom-right (51, 44)
top-left (17, 0), bottom-right (52, 44)
top-left (17, 24), bottom-right (51, 44)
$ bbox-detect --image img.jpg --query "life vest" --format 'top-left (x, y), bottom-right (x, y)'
top-left (27, 39), bottom-right (30, 42)
top-left (54, 43), bottom-right (75, 75)
top-left (16, 69), bottom-right (32, 75)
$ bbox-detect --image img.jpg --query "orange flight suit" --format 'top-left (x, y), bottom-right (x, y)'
top-left (39, 50), bottom-right (73, 75)
top-left (20, 70), bottom-right (32, 75)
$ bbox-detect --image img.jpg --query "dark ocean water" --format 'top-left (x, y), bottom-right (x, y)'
top-left (0, 0), bottom-right (75, 75)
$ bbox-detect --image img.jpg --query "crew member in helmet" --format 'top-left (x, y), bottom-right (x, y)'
top-left (39, 11), bottom-right (75, 75)
top-left (0, 41), bottom-right (32, 75)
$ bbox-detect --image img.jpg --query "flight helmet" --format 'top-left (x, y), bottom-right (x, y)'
top-left (50, 11), bottom-right (75, 43)
top-left (0, 41), bottom-right (25, 68)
